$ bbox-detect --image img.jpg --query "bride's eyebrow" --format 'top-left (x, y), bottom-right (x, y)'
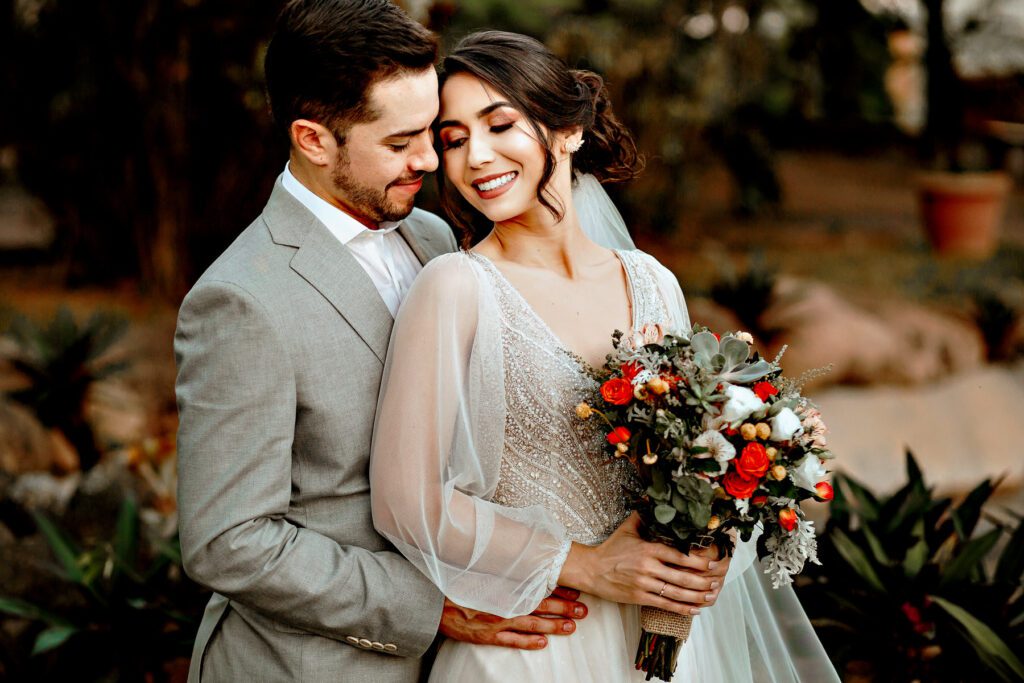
top-left (437, 101), bottom-right (514, 131)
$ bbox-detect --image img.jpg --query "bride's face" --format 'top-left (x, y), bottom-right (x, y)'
top-left (438, 72), bottom-right (561, 225)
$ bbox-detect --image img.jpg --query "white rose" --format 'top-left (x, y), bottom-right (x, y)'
top-left (718, 385), bottom-right (764, 425)
top-left (790, 453), bottom-right (827, 491)
top-left (735, 331), bottom-right (754, 344)
top-left (770, 407), bottom-right (804, 442)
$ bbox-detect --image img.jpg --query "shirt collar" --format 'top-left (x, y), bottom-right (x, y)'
top-left (281, 163), bottom-right (402, 243)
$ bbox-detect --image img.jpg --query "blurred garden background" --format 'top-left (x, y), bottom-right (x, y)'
top-left (1, 0), bottom-right (1023, 680)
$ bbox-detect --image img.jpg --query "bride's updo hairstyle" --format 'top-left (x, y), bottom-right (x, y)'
top-left (438, 30), bottom-right (643, 246)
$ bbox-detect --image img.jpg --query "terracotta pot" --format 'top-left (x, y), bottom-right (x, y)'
top-left (916, 171), bottom-right (1011, 257)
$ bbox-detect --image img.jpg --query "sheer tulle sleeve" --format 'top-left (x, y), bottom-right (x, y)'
top-left (370, 253), bottom-right (571, 618)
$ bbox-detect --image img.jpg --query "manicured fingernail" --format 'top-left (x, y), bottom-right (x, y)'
top-left (708, 561), bottom-right (718, 569)
top-left (705, 593), bottom-right (715, 602)
top-left (574, 606), bottom-right (586, 617)
top-left (710, 581), bottom-right (720, 590)
top-left (689, 607), bottom-right (701, 615)
top-left (563, 621), bottom-right (574, 632)
top-left (537, 637), bottom-right (547, 648)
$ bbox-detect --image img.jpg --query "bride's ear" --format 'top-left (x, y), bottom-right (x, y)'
top-left (557, 127), bottom-right (584, 158)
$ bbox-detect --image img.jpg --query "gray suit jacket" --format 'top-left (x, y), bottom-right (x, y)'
top-left (175, 180), bottom-right (456, 682)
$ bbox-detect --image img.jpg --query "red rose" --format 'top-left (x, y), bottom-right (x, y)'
top-left (814, 481), bottom-right (834, 501)
top-left (778, 508), bottom-right (798, 531)
top-left (620, 362), bottom-right (642, 383)
top-left (736, 443), bottom-right (770, 479)
top-left (712, 333), bottom-right (721, 341)
top-left (751, 494), bottom-right (768, 507)
top-left (606, 426), bottom-right (631, 445)
top-left (601, 378), bottom-right (633, 406)
top-left (753, 381), bottom-right (778, 402)
top-left (722, 471), bottom-right (759, 499)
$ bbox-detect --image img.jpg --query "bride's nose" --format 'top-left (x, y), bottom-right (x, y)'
top-left (467, 135), bottom-right (494, 169)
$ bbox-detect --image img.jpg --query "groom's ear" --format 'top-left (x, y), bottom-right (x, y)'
top-left (290, 119), bottom-right (337, 168)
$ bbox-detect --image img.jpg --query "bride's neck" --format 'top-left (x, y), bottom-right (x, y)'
top-left (482, 204), bottom-right (606, 277)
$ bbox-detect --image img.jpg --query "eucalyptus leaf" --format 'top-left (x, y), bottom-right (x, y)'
top-left (654, 504), bottom-right (677, 524)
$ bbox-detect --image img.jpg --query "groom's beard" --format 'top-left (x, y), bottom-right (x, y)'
top-left (331, 154), bottom-right (421, 224)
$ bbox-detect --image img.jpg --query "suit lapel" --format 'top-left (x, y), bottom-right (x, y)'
top-left (398, 220), bottom-right (435, 266)
top-left (263, 180), bottom-right (394, 363)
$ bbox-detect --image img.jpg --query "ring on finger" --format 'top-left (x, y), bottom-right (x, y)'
top-left (658, 581), bottom-right (668, 598)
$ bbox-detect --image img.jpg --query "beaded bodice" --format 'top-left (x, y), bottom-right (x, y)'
top-left (468, 250), bottom-right (672, 545)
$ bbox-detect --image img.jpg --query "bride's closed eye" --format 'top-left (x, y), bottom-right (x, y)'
top-left (441, 122), bottom-right (515, 151)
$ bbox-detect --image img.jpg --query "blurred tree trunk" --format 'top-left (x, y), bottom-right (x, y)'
top-left (7, 0), bottom-right (279, 299)
top-left (923, 0), bottom-right (963, 167)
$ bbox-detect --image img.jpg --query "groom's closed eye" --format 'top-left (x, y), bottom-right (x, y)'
top-left (383, 127), bottom-right (430, 152)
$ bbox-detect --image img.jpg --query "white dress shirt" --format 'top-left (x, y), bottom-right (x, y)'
top-left (281, 164), bottom-right (423, 317)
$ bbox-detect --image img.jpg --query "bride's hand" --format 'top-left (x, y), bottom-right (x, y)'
top-left (557, 513), bottom-right (722, 616)
top-left (439, 588), bottom-right (588, 650)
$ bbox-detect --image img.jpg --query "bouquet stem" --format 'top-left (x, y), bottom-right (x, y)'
top-left (634, 607), bottom-right (692, 681)
top-left (634, 535), bottom-right (712, 681)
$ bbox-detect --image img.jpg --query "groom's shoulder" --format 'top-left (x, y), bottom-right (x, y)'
top-left (405, 208), bottom-right (457, 251)
top-left (194, 216), bottom-right (276, 285)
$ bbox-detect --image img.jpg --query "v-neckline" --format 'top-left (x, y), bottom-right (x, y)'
top-left (468, 249), bottom-right (638, 370)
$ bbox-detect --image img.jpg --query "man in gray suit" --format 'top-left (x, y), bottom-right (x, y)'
top-left (175, 1), bottom-right (587, 680)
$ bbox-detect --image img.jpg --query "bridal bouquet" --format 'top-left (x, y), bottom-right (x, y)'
top-left (576, 324), bottom-right (835, 682)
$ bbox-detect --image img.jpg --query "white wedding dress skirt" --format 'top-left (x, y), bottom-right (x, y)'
top-left (428, 539), bottom-right (839, 683)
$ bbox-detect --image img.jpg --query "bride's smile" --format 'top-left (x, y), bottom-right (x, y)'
top-left (438, 72), bottom-right (575, 229)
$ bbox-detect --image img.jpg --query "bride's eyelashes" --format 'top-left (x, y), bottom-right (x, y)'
top-left (440, 122), bottom-right (516, 151)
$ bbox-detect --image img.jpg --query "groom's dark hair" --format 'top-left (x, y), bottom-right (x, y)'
top-left (265, 0), bottom-right (437, 144)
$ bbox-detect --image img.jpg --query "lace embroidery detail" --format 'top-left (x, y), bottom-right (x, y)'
top-left (466, 250), bottom-right (671, 545)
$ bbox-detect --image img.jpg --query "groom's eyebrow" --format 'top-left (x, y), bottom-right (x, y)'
top-left (437, 102), bottom-right (513, 130)
top-left (384, 125), bottom-right (429, 139)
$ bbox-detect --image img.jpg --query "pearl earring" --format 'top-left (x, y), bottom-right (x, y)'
top-left (564, 137), bottom-right (584, 154)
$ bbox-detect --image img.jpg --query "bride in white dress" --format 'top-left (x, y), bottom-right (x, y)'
top-left (370, 31), bottom-right (839, 682)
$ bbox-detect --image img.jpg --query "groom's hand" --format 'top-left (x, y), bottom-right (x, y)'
top-left (438, 589), bottom-right (588, 650)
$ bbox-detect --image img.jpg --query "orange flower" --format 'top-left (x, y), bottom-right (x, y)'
top-left (751, 494), bottom-right (768, 507)
top-left (753, 382), bottom-right (779, 402)
top-left (606, 426), bottom-right (631, 445)
top-left (814, 481), bottom-right (834, 501)
top-left (723, 471), bottom-right (759, 499)
top-left (736, 443), bottom-right (770, 479)
top-left (778, 508), bottom-right (798, 531)
top-left (621, 362), bottom-right (643, 383)
top-left (601, 378), bottom-right (633, 406)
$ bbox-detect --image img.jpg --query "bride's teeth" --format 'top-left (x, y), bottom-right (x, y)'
top-left (478, 173), bottom-right (516, 192)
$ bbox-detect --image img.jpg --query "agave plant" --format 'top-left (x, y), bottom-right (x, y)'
top-left (799, 451), bottom-right (1024, 682)
top-left (3, 306), bottom-right (128, 470)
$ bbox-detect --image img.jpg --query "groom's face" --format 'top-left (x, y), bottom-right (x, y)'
top-left (330, 68), bottom-right (439, 227)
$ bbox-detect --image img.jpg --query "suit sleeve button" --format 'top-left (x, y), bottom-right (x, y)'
top-left (358, 638), bottom-right (372, 648)
top-left (371, 641), bottom-right (385, 650)
top-left (346, 636), bottom-right (359, 645)
top-left (383, 643), bottom-right (398, 652)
